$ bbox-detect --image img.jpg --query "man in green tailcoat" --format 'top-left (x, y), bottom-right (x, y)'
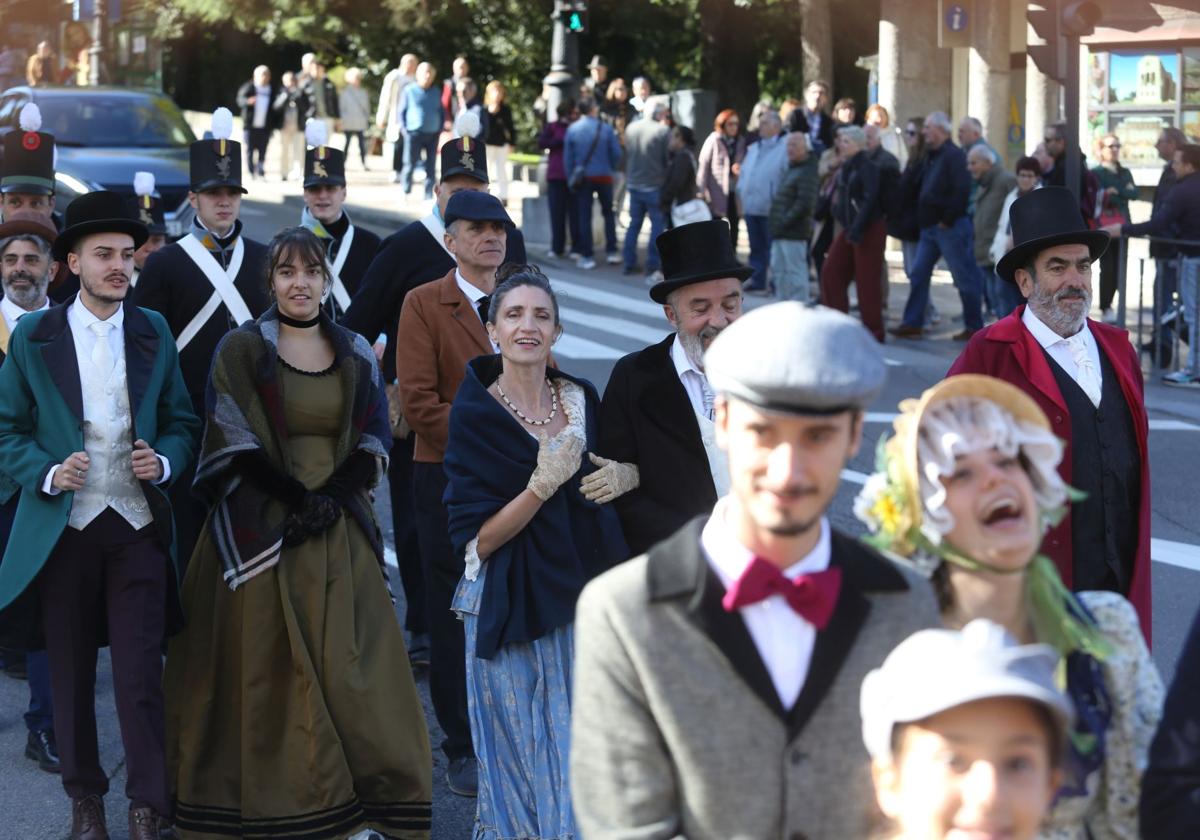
top-left (0, 190), bottom-right (199, 840)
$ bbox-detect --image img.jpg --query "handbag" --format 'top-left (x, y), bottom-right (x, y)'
top-left (671, 198), bottom-right (713, 226)
top-left (1095, 194), bottom-right (1127, 229)
top-left (569, 121), bottom-right (604, 191)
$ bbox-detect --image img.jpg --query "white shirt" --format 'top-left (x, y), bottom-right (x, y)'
top-left (670, 333), bottom-right (712, 420)
top-left (455, 269), bottom-right (500, 352)
top-left (1022, 306), bottom-right (1103, 390)
top-left (252, 83), bottom-right (271, 128)
top-left (1, 295), bottom-right (49, 333)
top-left (701, 498), bottom-right (832, 709)
top-left (43, 300), bottom-right (170, 495)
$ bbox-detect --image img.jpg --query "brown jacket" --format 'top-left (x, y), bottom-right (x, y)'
top-left (395, 268), bottom-right (492, 463)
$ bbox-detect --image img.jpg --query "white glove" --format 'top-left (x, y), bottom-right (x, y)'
top-left (527, 433), bottom-right (585, 501)
top-left (579, 453), bottom-right (640, 504)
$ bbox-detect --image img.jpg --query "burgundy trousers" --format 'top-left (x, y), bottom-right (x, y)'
top-left (38, 508), bottom-right (170, 816)
top-left (819, 218), bottom-right (888, 342)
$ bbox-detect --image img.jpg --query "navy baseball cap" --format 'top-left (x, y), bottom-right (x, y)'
top-left (444, 190), bottom-right (513, 228)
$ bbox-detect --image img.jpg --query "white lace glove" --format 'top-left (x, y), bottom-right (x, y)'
top-left (527, 433), bottom-right (585, 501)
top-left (579, 453), bottom-right (640, 504)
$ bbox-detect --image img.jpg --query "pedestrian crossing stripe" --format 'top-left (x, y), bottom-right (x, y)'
top-left (863, 412), bottom-right (1198, 432)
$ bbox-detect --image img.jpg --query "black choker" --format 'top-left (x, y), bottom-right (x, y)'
top-left (278, 312), bottom-right (321, 329)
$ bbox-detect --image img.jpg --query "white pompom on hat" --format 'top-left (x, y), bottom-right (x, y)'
top-left (453, 108), bottom-right (481, 140)
top-left (211, 107), bottom-right (234, 141)
top-left (305, 117), bottom-right (329, 148)
top-left (18, 103), bottom-right (42, 132)
top-left (133, 171), bottom-right (156, 197)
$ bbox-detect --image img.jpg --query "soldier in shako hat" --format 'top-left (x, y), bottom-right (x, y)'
top-left (298, 119), bottom-right (380, 319)
top-left (132, 108), bottom-right (270, 564)
top-left (1, 103), bottom-right (60, 228)
top-left (127, 171), bottom-right (168, 286)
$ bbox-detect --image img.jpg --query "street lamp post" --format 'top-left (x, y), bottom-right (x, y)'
top-left (543, 1), bottom-right (582, 120)
top-left (89, 0), bottom-right (108, 86)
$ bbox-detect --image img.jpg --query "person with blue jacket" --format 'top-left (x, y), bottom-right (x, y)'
top-left (735, 110), bottom-right (788, 293)
top-left (891, 111), bottom-right (983, 340)
top-left (564, 97), bottom-right (622, 270)
top-left (400, 61), bottom-right (446, 200)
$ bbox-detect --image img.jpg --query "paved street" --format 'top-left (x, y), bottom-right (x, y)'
top-left (3, 155), bottom-right (1200, 838)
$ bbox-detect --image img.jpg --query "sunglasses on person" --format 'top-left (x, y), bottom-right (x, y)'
top-left (905, 128), bottom-right (918, 136)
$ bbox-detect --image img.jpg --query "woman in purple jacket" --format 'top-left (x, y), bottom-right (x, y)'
top-left (537, 100), bottom-right (580, 259)
top-left (697, 109), bottom-right (747, 248)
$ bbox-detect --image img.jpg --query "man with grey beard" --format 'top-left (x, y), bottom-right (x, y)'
top-left (0, 211), bottom-right (56, 355)
top-left (597, 219), bottom-right (752, 555)
top-left (948, 186), bottom-right (1152, 635)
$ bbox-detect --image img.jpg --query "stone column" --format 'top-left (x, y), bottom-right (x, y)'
top-left (878, 0), bottom-right (951, 127)
top-left (1024, 22), bottom-right (1060, 154)
top-left (799, 0), bottom-right (834, 88)
top-left (967, 0), bottom-right (1011, 164)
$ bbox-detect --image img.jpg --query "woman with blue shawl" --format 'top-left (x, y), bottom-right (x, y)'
top-left (443, 266), bottom-right (629, 840)
top-left (855, 375), bottom-right (1162, 839)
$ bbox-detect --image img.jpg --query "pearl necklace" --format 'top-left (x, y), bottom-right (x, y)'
top-left (497, 377), bottom-right (558, 426)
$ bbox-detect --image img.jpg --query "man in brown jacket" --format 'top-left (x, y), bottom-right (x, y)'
top-left (395, 189), bottom-right (511, 797)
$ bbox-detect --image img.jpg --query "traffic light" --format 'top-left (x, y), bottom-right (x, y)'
top-left (563, 1), bottom-right (588, 34)
top-left (1027, 1), bottom-right (1101, 82)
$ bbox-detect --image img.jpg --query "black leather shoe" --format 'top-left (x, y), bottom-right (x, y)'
top-left (25, 728), bottom-right (60, 773)
top-left (446, 756), bottom-right (478, 797)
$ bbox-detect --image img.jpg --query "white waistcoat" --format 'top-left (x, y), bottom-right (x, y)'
top-left (694, 410), bottom-right (730, 499)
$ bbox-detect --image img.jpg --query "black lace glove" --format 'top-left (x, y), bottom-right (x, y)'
top-left (282, 493), bottom-right (342, 547)
top-left (317, 449), bottom-right (377, 507)
top-left (233, 452), bottom-right (308, 508)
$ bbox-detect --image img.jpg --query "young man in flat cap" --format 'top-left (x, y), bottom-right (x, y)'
top-left (133, 109), bottom-right (270, 563)
top-left (0, 191), bottom-right (199, 840)
top-left (571, 302), bottom-right (939, 839)
top-left (0, 210), bottom-right (60, 773)
top-left (595, 219), bottom-right (750, 556)
top-left (392, 189), bottom-right (517, 797)
top-left (298, 120), bottom-right (380, 319)
top-left (949, 186), bottom-right (1151, 643)
top-left (342, 135), bottom-right (527, 738)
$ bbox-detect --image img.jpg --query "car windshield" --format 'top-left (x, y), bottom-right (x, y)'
top-left (35, 94), bottom-right (195, 147)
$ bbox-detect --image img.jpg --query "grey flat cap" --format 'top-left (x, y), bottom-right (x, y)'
top-left (704, 303), bottom-right (887, 415)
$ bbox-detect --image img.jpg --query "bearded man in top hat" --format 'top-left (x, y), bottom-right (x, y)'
top-left (0, 190), bottom-right (199, 840)
top-left (571, 303), bottom-right (940, 838)
top-left (342, 129), bottom-right (527, 713)
top-left (127, 172), bottom-right (168, 286)
top-left (949, 185), bottom-right (1152, 642)
top-left (298, 118), bottom-right (380, 319)
top-left (594, 219), bottom-right (750, 556)
top-left (132, 108), bottom-right (270, 563)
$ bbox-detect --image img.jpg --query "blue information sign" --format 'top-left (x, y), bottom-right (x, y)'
top-left (945, 4), bottom-right (968, 32)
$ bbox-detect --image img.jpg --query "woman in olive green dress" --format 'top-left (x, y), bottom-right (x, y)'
top-left (164, 227), bottom-right (431, 840)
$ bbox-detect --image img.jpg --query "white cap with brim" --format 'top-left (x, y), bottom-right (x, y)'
top-left (860, 619), bottom-right (1075, 763)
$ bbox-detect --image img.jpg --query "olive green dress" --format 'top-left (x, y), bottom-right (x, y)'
top-left (165, 361), bottom-right (432, 840)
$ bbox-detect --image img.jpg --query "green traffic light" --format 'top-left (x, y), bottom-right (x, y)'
top-left (568, 12), bottom-right (583, 31)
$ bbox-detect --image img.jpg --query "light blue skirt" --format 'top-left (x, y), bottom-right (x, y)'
top-left (453, 567), bottom-right (576, 840)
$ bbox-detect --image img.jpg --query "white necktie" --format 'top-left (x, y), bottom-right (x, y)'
top-left (699, 375), bottom-right (716, 421)
top-left (1066, 332), bottom-right (1101, 408)
top-left (90, 320), bottom-right (114, 377)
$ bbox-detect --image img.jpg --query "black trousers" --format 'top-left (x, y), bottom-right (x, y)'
top-left (387, 434), bottom-right (426, 635)
top-left (412, 461), bottom-right (472, 761)
top-left (1098, 235), bottom-right (1124, 312)
top-left (245, 127), bottom-right (271, 175)
top-left (39, 509), bottom-right (170, 815)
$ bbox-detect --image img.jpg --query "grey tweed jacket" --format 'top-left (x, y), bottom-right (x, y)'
top-left (570, 518), bottom-right (940, 840)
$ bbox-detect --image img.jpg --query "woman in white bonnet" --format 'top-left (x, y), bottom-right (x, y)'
top-left (856, 374), bottom-right (1161, 839)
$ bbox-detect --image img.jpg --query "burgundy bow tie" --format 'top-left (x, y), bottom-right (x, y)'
top-left (722, 557), bottom-right (842, 630)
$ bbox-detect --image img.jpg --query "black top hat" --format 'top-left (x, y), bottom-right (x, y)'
top-left (649, 219), bottom-right (754, 304)
top-left (444, 190), bottom-right (513, 227)
top-left (995, 186), bottom-right (1110, 284)
top-left (53, 191), bottom-right (148, 261)
top-left (440, 135), bottom-right (488, 184)
top-left (1, 127), bottom-right (55, 196)
top-left (304, 144), bottom-right (347, 188)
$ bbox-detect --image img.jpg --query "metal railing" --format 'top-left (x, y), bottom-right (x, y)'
top-left (1116, 235), bottom-right (1200, 380)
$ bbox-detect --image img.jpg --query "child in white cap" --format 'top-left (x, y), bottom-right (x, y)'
top-left (861, 619), bottom-right (1075, 840)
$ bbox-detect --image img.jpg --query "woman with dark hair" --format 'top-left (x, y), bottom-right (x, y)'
top-left (833, 97), bottom-right (861, 127)
top-left (443, 266), bottom-right (629, 840)
top-left (537, 100), bottom-right (580, 259)
top-left (697, 109), bottom-right (747, 247)
top-left (165, 226), bottom-right (432, 839)
top-left (856, 375), bottom-right (1162, 840)
top-left (660, 124), bottom-right (700, 230)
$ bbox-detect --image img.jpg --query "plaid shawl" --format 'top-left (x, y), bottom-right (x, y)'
top-left (194, 305), bottom-right (392, 590)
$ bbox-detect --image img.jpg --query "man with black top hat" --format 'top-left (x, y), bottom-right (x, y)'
top-left (127, 172), bottom-right (168, 286)
top-left (132, 108), bottom-right (270, 564)
top-left (393, 189), bottom-right (519, 798)
top-left (596, 219), bottom-right (750, 556)
top-left (298, 119), bottom-right (380, 319)
top-left (0, 190), bottom-right (199, 840)
top-left (342, 133), bottom-right (527, 698)
top-left (0, 209), bottom-right (59, 774)
top-left (949, 185), bottom-right (1152, 643)
top-left (1, 103), bottom-right (59, 228)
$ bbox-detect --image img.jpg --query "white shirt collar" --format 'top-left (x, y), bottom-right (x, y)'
top-left (702, 496), bottom-right (832, 587)
top-left (1021, 305), bottom-right (1093, 352)
top-left (1, 295), bottom-right (49, 331)
top-left (69, 296), bottom-right (124, 332)
top-left (455, 269), bottom-right (489, 305)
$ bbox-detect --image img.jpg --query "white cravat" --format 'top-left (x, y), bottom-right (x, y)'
top-left (90, 320), bottom-right (114, 377)
top-left (1066, 332), bottom-right (1102, 407)
top-left (699, 375), bottom-right (716, 421)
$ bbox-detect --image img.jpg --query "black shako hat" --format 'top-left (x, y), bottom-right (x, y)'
top-left (303, 118), bottom-right (346, 188)
top-left (127, 172), bottom-right (167, 236)
top-left (649, 219), bottom-right (754, 304)
top-left (189, 108), bottom-right (247, 194)
top-left (444, 190), bottom-right (513, 227)
top-left (440, 134), bottom-right (488, 184)
top-left (995, 186), bottom-right (1110, 284)
top-left (2, 104), bottom-right (55, 196)
top-left (54, 190), bottom-right (148, 261)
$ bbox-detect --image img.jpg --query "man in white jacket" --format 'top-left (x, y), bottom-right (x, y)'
top-left (376, 53), bottom-right (419, 182)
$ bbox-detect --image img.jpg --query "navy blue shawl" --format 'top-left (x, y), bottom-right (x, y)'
top-left (444, 356), bottom-right (628, 659)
